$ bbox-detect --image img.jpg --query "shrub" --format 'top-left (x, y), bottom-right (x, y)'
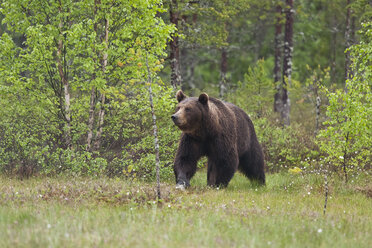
top-left (317, 22), bottom-right (372, 181)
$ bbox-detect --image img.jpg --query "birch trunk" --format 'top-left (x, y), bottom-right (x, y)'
top-left (146, 55), bottom-right (161, 200)
top-left (274, 4), bottom-right (282, 113)
top-left (323, 174), bottom-right (328, 215)
top-left (315, 95), bottom-right (321, 136)
top-left (281, 0), bottom-right (294, 126)
top-left (56, 5), bottom-right (71, 148)
top-left (93, 17), bottom-right (109, 151)
top-left (93, 93), bottom-right (105, 151)
top-left (344, 0), bottom-right (355, 86)
top-left (219, 47), bottom-right (228, 99)
top-left (86, 0), bottom-right (99, 152)
top-left (330, 14), bottom-right (337, 84)
top-left (86, 87), bottom-right (96, 151)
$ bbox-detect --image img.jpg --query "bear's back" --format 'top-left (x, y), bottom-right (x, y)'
top-left (212, 99), bottom-right (254, 155)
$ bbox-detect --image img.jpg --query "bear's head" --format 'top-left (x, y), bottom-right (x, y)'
top-left (171, 90), bottom-right (209, 133)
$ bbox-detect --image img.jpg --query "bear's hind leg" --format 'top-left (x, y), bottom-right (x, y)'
top-left (208, 158), bottom-right (236, 188)
top-left (239, 150), bottom-right (265, 185)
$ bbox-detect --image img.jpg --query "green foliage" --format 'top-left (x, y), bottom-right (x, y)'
top-left (317, 22), bottom-right (372, 179)
top-left (0, 0), bottom-right (175, 178)
top-left (0, 0), bottom-right (371, 183)
top-left (228, 59), bottom-right (275, 118)
top-left (105, 84), bottom-right (179, 181)
top-left (255, 118), bottom-right (319, 172)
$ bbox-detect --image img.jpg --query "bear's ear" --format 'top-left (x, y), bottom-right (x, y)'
top-left (176, 90), bottom-right (187, 103)
top-left (198, 93), bottom-right (209, 105)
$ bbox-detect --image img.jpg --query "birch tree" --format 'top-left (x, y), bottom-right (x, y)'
top-left (0, 0), bottom-right (174, 173)
top-left (275, 0), bottom-right (293, 126)
top-left (274, 2), bottom-right (283, 112)
top-left (344, 0), bottom-right (359, 86)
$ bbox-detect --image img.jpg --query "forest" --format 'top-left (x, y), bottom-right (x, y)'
top-left (0, 0), bottom-right (371, 247)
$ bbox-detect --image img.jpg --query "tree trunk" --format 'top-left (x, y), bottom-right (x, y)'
top-left (281, 0), bottom-right (294, 126)
top-left (344, 1), bottom-right (356, 87)
top-left (86, 87), bottom-right (96, 152)
top-left (274, 4), bottom-right (282, 112)
top-left (146, 55), bottom-right (161, 201)
top-left (86, 0), bottom-right (99, 152)
top-left (219, 47), bottom-right (228, 98)
top-left (189, 13), bottom-right (198, 95)
top-left (93, 93), bottom-right (105, 151)
top-left (330, 14), bottom-right (337, 84)
top-left (315, 93), bottom-right (321, 136)
top-left (93, 17), bottom-right (109, 151)
top-left (344, 0), bottom-right (353, 85)
top-left (169, 0), bottom-right (181, 88)
top-left (56, 5), bottom-right (71, 148)
top-left (323, 174), bottom-right (328, 215)
top-left (343, 132), bottom-right (349, 183)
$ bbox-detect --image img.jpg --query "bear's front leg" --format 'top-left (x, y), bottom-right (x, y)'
top-left (174, 134), bottom-right (204, 190)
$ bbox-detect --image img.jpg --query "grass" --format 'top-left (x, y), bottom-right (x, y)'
top-left (0, 171), bottom-right (371, 248)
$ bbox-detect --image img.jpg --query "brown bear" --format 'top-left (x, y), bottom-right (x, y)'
top-left (171, 90), bottom-right (265, 189)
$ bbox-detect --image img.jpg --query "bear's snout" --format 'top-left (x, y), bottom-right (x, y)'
top-left (171, 114), bottom-right (180, 125)
top-left (172, 114), bottom-right (184, 127)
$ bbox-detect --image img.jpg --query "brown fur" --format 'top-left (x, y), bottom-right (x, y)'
top-left (172, 90), bottom-right (265, 188)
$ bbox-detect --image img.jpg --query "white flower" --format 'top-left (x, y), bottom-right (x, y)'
top-left (317, 228), bottom-right (322, 233)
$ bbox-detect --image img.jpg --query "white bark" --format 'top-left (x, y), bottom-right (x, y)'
top-left (315, 95), bottom-right (321, 136)
top-left (56, 5), bottom-right (71, 147)
top-left (146, 55), bottom-right (161, 200)
top-left (323, 174), bottom-right (328, 215)
top-left (93, 17), bottom-right (109, 151)
top-left (86, 87), bottom-right (96, 151)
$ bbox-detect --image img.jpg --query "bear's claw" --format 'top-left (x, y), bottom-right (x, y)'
top-left (175, 183), bottom-right (186, 191)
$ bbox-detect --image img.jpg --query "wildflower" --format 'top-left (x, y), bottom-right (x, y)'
top-left (289, 167), bottom-right (302, 175)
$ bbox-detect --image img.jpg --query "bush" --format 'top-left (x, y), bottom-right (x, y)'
top-left (102, 83), bottom-right (179, 181)
top-left (225, 59), bottom-right (319, 172)
top-left (0, 80), bottom-right (179, 180)
top-left (317, 22), bottom-right (372, 181)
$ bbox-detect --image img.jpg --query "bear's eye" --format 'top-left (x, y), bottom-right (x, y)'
top-left (185, 107), bottom-right (191, 112)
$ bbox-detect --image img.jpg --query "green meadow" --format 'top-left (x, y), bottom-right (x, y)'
top-left (1, 171), bottom-right (371, 248)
